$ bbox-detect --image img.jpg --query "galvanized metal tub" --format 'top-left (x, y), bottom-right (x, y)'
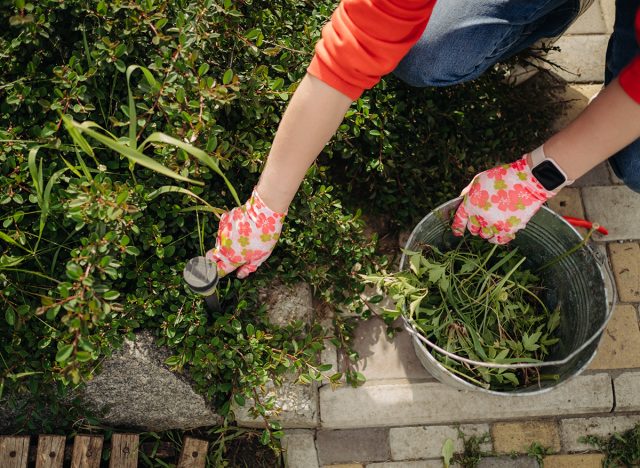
top-left (400, 197), bottom-right (616, 396)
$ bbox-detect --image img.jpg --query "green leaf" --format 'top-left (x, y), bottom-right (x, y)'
top-left (222, 69), bottom-right (233, 85)
top-left (103, 290), bottom-right (120, 300)
top-left (442, 438), bottom-right (454, 468)
top-left (126, 65), bottom-right (157, 148)
top-left (164, 356), bottom-right (181, 367)
top-left (234, 393), bottom-right (246, 406)
top-left (198, 63), bottom-right (210, 76)
top-left (259, 429), bottom-right (270, 445)
top-left (522, 331), bottom-right (542, 352)
top-left (55, 344), bottom-right (74, 363)
top-left (66, 262), bottom-right (83, 280)
top-left (5, 309), bottom-right (15, 326)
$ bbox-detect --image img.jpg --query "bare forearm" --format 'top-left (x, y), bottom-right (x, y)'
top-left (541, 78), bottom-right (640, 180)
top-left (256, 74), bottom-right (353, 212)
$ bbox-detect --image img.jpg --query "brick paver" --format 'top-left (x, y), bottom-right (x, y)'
top-left (608, 242), bottom-right (640, 302)
top-left (542, 454), bottom-right (605, 468)
top-left (491, 420), bottom-right (561, 454)
top-left (582, 186), bottom-right (640, 241)
top-left (589, 304), bottom-right (640, 369)
top-left (316, 429), bottom-right (389, 465)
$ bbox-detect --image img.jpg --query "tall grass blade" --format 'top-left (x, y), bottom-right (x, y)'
top-left (140, 132), bottom-right (241, 206)
top-left (126, 65), bottom-right (158, 148)
top-left (72, 120), bottom-right (203, 185)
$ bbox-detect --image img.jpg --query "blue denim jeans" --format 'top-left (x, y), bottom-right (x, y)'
top-left (393, 0), bottom-right (640, 192)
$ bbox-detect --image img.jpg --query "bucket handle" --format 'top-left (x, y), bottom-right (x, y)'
top-left (403, 242), bottom-right (618, 370)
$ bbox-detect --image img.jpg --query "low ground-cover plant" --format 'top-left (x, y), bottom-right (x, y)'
top-left (1, 0), bottom-right (563, 457)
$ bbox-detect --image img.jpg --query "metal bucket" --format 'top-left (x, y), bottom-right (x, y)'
top-left (400, 197), bottom-right (616, 396)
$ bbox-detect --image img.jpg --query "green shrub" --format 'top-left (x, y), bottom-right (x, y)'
top-left (0, 0), bottom-right (560, 442)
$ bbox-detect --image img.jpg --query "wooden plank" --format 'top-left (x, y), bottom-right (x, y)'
top-left (177, 437), bottom-right (209, 468)
top-left (109, 434), bottom-right (139, 468)
top-left (0, 436), bottom-right (30, 468)
top-left (71, 435), bottom-right (103, 468)
top-left (36, 435), bottom-right (65, 468)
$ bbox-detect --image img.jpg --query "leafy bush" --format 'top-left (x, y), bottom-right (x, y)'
top-left (1, 0), bottom-right (561, 442)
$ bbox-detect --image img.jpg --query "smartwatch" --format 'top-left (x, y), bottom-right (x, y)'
top-left (530, 146), bottom-right (574, 192)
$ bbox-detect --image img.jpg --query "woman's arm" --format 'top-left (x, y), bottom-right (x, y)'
top-left (256, 74), bottom-right (353, 212)
top-left (538, 77), bottom-right (640, 179)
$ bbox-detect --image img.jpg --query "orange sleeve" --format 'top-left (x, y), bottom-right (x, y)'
top-left (619, 8), bottom-right (640, 104)
top-left (307, 0), bottom-right (436, 100)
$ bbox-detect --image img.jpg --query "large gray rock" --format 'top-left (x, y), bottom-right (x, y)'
top-left (82, 331), bottom-right (220, 431)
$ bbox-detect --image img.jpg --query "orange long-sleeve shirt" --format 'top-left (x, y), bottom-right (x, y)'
top-left (307, 1), bottom-right (640, 104)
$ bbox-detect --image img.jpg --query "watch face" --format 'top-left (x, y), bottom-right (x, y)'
top-left (531, 160), bottom-right (566, 191)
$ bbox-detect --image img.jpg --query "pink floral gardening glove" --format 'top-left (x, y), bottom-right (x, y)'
top-left (451, 156), bottom-right (555, 244)
top-left (206, 188), bottom-right (286, 279)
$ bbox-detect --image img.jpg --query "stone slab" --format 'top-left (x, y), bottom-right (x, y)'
top-left (389, 424), bottom-right (490, 461)
top-left (582, 186), bottom-right (640, 241)
top-left (476, 457), bottom-right (537, 468)
top-left (600, 0), bottom-right (615, 32)
top-left (565, 1), bottom-right (607, 35)
top-left (589, 304), bottom-right (640, 370)
top-left (283, 430), bottom-right (319, 468)
top-left (552, 84), bottom-right (602, 131)
top-left (316, 428), bottom-right (389, 465)
top-left (542, 454), bottom-right (604, 467)
top-left (614, 372), bottom-right (640, 412)
top-left (492, 420), bottom-right (560, 454)
top-left (560, 415), bottom-right (640, 452)
top-left (352, 317), bottom-right (435, 382)
top-left (546, 35), bottom-right (608, 82)
top-left (366, 462), bottom-right (443, 468)
top-left (608, 242), bottom-right (640, 302)
top-left (320, 374), bottom-right (612, 429)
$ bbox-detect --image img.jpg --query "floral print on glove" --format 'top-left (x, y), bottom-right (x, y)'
top-left (207, 188), bottom-right (286, 279)
top-left (451, 156), bottom-right (555, 244)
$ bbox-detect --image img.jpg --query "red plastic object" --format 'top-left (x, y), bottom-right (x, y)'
top-left (562, 216), bottom-right (609, 235)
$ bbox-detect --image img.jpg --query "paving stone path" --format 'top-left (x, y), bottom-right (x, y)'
top-left (274, 3), bottom-right (640, 466)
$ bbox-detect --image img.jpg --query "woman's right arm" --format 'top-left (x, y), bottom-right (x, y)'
top-left (256, 74), bottom-right (353, 213)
